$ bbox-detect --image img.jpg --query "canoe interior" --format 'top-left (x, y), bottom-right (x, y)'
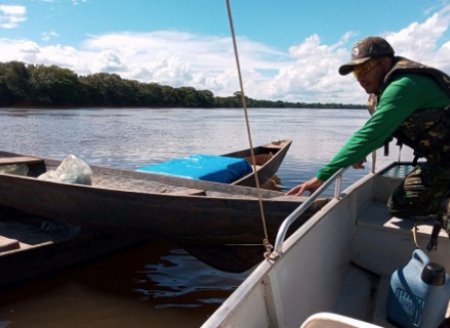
top-left (202, 162), bottom-right (450, 327)
top-left (0, 206), bottom-right (147, 287)
top-left (226, 139), bottom-right (292, 187)
top-left (136, 139), bottom-right (291, 187)
top-left (0, 151), bottom-right (287, 198)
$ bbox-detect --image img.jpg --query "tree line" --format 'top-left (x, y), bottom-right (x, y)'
top-left (0, 61), bottom-right (364, 109)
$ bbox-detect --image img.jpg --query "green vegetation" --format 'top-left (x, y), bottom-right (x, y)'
top-left (0, 61), bottom-right (364, 109)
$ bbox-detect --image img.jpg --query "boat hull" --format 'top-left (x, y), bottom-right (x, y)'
top-left (0, 174), bottom-right (302, 243)
top-left (0, 146), bottom-right (324, 244)
top-left (0, 207), bottom-right (148, 287)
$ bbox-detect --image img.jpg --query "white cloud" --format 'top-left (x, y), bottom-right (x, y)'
top-left (0, 5), bottom-right (26, 29)
top-left (72, 0), bottom-right (87, 5)
top-left (41, 30), bottom-right (59, 42)
top-left (262, 34), bottom-right (364, 103)
top-left (0, 5), bottom-right (449, 104)
top-left (258, 4), bottom-right (450, 104)
top-left (0, 39), bottom-right (39, 62)
top-left (92, 50), bottom-right (127, 73)
top-left (76, 31), bottom-right (289, 96)
top-left (384, 5), bottom-right (450, 72)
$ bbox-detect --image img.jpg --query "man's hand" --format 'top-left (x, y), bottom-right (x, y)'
top-left (286, 177), bottom-right (324, 196)
top-left (352, 158), bottom-right (367, 169)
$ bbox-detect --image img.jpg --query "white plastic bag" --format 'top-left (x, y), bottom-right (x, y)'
top-left (38, 154), bottom-right (92, 185)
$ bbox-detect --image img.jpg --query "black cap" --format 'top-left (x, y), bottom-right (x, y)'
top-left (339, 36), bottom-right (395, 75)
top-left (421, 262), bottom-right (446, 286)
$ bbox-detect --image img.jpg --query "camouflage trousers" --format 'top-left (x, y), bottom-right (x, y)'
top-left (388, 162), bottom-right (450, 218)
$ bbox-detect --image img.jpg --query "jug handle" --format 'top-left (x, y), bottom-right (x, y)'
top-left (412, 249), bottom-right (430, 267)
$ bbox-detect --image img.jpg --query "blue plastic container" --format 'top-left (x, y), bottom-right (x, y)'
top-left (137, 154), bottom-right (252, 183)
top-left (387, 249), bottom-right (450, 328)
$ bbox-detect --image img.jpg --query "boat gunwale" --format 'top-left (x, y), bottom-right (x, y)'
top-left (0, 141), bottom-right (293, 200)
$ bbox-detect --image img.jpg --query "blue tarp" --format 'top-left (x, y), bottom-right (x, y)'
top-left (137, 154), bottom-right (252, 183)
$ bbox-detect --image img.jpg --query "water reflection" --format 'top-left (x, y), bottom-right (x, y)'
top-left (134, 247), bottom-right (249, 309)
top-left (0, 241), bottom-right (251, 327)
top-left (61, 241), bottom-right (252, 310)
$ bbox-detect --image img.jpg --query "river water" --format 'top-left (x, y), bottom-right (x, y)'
top-left (0, 107), bottom-right (413, 327)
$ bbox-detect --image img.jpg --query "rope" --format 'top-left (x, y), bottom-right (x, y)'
top-left (225, 0), bottom-right (273, 256)
top-left (412, 220), bottom-right (421, 249)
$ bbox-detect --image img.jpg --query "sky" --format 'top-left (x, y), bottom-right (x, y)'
top-left (1, 0), bottom-right (450, 104)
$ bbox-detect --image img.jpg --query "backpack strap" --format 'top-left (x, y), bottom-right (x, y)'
top-left (426, 197), bottom-right (450, 251)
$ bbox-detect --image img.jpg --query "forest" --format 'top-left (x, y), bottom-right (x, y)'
top-left (0, 61), bottom-right (365, 109)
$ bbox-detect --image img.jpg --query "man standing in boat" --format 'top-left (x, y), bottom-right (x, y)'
top-left (287, 36), bottom-right (450, 227)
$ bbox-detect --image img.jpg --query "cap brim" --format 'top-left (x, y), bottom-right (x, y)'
top-left (338, 57), bottom-right (371, 75)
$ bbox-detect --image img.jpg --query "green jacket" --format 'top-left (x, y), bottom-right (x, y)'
top-left (317, 57), bottom-right (450, 181)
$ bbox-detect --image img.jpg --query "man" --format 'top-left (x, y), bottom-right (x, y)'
top-left (287, 36), bottom-right (450, 224)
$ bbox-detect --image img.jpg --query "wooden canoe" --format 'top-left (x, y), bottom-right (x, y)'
top-left (224, 139), bottom-right (292, 187)
top-left (137, 139), bottom-right (292, 188)
top-left (0, 206), bottom-right (149, 287)
top-left (0, 149), bottom-right (327, 245)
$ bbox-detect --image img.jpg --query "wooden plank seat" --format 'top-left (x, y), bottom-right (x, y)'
top-left (166, 188), bottom-right (207, 196)
top-left (246, 154), bottom-right (272, 166)
top-left (0, 236), bottom-right (20, 252)
top-left (0, 156), bottom-right (44, 166)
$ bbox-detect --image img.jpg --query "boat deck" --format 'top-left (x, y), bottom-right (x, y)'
top-left (338, 199), bottom-right (450, 327)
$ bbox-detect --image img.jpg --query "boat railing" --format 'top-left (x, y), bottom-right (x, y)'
top-left (273, 167), bottom-right (347, 256)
